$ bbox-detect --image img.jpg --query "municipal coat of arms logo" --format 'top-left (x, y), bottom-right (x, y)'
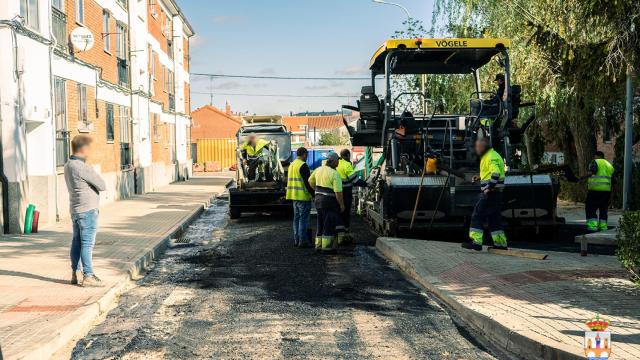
top-left (584, 315), bottom-right (611, 359)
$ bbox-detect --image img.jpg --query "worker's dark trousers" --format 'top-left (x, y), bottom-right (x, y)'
top-left (469, 191), bottom-right (507, 246)
top-left (339, 187), bottom-right (353, 230)
top-left (316, 207), bottom-right (339, 250)
top-left (585, 190), bottom-right (611, 231)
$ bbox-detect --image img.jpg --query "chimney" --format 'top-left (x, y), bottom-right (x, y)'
top-left (225, 101), bottom-right (231, 115)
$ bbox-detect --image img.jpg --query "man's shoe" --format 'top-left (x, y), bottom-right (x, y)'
top-left (489, 245), bottom-right (508, 251)
top-left (71, 271), bottom-right (78, 285)
top-left (82, 274), bottom-right (104, 288)
top-left (461, 242), bottom-right (482, 251)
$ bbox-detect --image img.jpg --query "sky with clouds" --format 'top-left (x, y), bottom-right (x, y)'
top-left (181, 0), bottom-right (434, 115)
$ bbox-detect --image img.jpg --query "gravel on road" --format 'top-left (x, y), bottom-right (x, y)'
top-left (71, 199), bottom-right (496, 359)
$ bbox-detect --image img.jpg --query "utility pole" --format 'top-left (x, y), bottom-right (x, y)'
top-left (622, 66), bottom-right (634, 210)
top-left (209, 76), bottom-right (213, 105)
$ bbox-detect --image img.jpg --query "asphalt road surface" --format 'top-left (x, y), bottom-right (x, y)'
top-left (72, 199), bottom-right (497, 359)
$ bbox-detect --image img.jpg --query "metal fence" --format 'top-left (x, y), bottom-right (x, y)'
top-left (195, 138), bottom-right (237, 170)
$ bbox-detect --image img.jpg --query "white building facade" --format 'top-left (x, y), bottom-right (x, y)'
top-left (0, 0), bottom-right (194, 233)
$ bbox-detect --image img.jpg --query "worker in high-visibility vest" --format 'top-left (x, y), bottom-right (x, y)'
top-left (585, 151), bottom-right (614, 232)
top-left (462, 138), bottom-right (507, 251)
top-left (286, 147), bottom-right (315, 247)
top-left (335, 149), bottom-right (367, 245)
top-left (240, 135), bottom-right (270, 180)
top-left (309, 152), bottom-right (345, 253)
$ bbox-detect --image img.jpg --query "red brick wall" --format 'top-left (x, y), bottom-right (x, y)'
top-left (150, 113), bottom-right (174, 165)
top-left (64, 80), bottom-right (124, 173)
top-left (184, 82), bottom-right (190, 113)
top-left (183, 37), bottom-right (189, 72)
top-left (64, 0), bottom-right (123, 85)
top-left (191, 106), bottom-right (241, 140)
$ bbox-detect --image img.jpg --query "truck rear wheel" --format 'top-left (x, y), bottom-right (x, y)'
top-left (229, 207), bottom-right (241, 219)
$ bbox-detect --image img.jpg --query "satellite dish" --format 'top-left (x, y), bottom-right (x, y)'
top-left (70, 27), bottom-right (95, 52)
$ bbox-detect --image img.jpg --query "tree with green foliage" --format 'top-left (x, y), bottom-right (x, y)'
top-left (429, 0), bottom-right (639, 177)
top-left (318, 130), bottom-right (349, 146)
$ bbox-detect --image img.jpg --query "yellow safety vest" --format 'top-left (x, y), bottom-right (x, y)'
top-left (588, 159), bottom-right (614, 192)
top-left (241, 139), bottom-right (269, 156)
top-left (336, 159), bottom-right (356, 188)
top-left (480, 148), bottom-right (505, 189)
top-left (309, 165), bottom-right (342, 196)
top-left (286, 159), bottom-right (312, 201)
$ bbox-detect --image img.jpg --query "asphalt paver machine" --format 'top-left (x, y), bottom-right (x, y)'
top-left (343, 38), bottom-right (560, 236)
top-left (228, 115), bottom-right (292, 219)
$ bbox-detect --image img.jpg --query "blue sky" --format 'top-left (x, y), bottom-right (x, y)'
top-left (180, 0), bottom-right (434, 115)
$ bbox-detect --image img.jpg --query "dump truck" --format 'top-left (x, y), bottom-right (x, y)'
top-left (343, 38), bottom-right (561, 236)
top-left (228, 115), bottom-right (292, 219)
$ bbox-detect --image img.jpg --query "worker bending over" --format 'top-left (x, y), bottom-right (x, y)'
top-left (335, 149), bottom-right (367, 245)
top-left (286, 147), bottom-right (315, 247)
top-left (309, 152), bottom-right (345, 253)
top-left (240, 135), bottom-right (270, 181)
top-left (585, 151), bottom-right (614, 232)
top-left (463, 138), bottom-right (507, 251)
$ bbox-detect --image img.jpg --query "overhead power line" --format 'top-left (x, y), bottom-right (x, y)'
top-left (191, 73), bottom-right (370, 81)
top-left (191, 91), bottom-right (359, 98)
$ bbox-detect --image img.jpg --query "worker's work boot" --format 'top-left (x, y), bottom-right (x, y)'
top-left (315, 237), bottom-right (322, 251)
top-left (71, 271), bottom-right (78, 285)
top-left (586, 219), bottom-right (599, 232)
top-left (598, 220), bottom-right (608, 231)
top-left (491, 231), bottom-right (508, 250)
top-left (321, 236), bottom-right (337, 254)
top-left (461, 242), bottom-right (482, 251)
top-left (337, 232), bottom-right (346, 246)
top-left (82, 274), bottom-right (104, 288)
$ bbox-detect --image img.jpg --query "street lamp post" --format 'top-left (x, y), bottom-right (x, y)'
top-left (371, 0), bottom-right (411, 20)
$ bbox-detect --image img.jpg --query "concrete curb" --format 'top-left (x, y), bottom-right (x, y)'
top-left (17, 195), bottom-right (216, 360)
top-left (376, 237), bottom-right (583, 360)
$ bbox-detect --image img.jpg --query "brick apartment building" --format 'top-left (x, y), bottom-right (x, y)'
top-left (0, 0), bottom-right (194, 232)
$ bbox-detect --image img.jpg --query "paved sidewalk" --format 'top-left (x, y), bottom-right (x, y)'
top-left (0, 177), bottom-right (230, 360)
top-left (377, 238), bottom-right (640, 360)
top-left (557, 200), bottom-right (623, 227)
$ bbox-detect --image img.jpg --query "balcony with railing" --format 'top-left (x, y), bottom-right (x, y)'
top-left (52, 7), bottom-right (67, 49)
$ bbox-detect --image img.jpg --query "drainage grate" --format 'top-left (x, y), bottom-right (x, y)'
top-left (173, 236), bottom-right (191, 244)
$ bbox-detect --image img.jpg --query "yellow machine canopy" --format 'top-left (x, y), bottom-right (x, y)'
top-left (369, 38), bottom-right (511, 75)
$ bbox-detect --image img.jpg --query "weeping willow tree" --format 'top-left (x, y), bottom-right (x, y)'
top-left (429, 0), bottom-right (637, 175)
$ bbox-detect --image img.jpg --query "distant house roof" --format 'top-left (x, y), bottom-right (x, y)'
top-left (283, 115), bottom-right (343, 133)
top-left (191, 105), bottom-right (241, 140)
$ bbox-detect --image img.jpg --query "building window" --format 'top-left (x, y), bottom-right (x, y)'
top-left (20, 0), bottom-right (39, 31)
top-left (102, 11), bottom-right (110, 52)
top-left (52, 0), bottom-right (63, 10)
top-left (119, 106), bottom-right (132, 168)
top-left (52, 5), bottom-right (67, 48)
top-left (106, 103), bottom-right (114, 141)
top-left (77, 83), bottom-right (88, 125)
top-left (116, 0), bottom-right (127, 9)
top-left (116, 22), bottom-right (129, 86)
top-left (153, 114), bottom-right (160, 142)
top-left (150, 48), bottom-right (156, 80)
top-left (162, 66), bottom-right (167, 92)
top-left (54, 77), bottom-right (69, 166)
top-left (75, 0), bottom-right (84, 24)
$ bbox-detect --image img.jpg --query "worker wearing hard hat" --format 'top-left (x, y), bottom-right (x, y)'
top-left (585, 151), bottom-right (614, 232)
top-left (462, 138), bottom-right (507, 251)
top-left (308, 152), bottom-right (345, 253)
top-left (335, 149), bottom-right (367, 245)
top-left (240, 135), bottom-right (270, 181)
top-left (286, 147), bottom-right (315, 248)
